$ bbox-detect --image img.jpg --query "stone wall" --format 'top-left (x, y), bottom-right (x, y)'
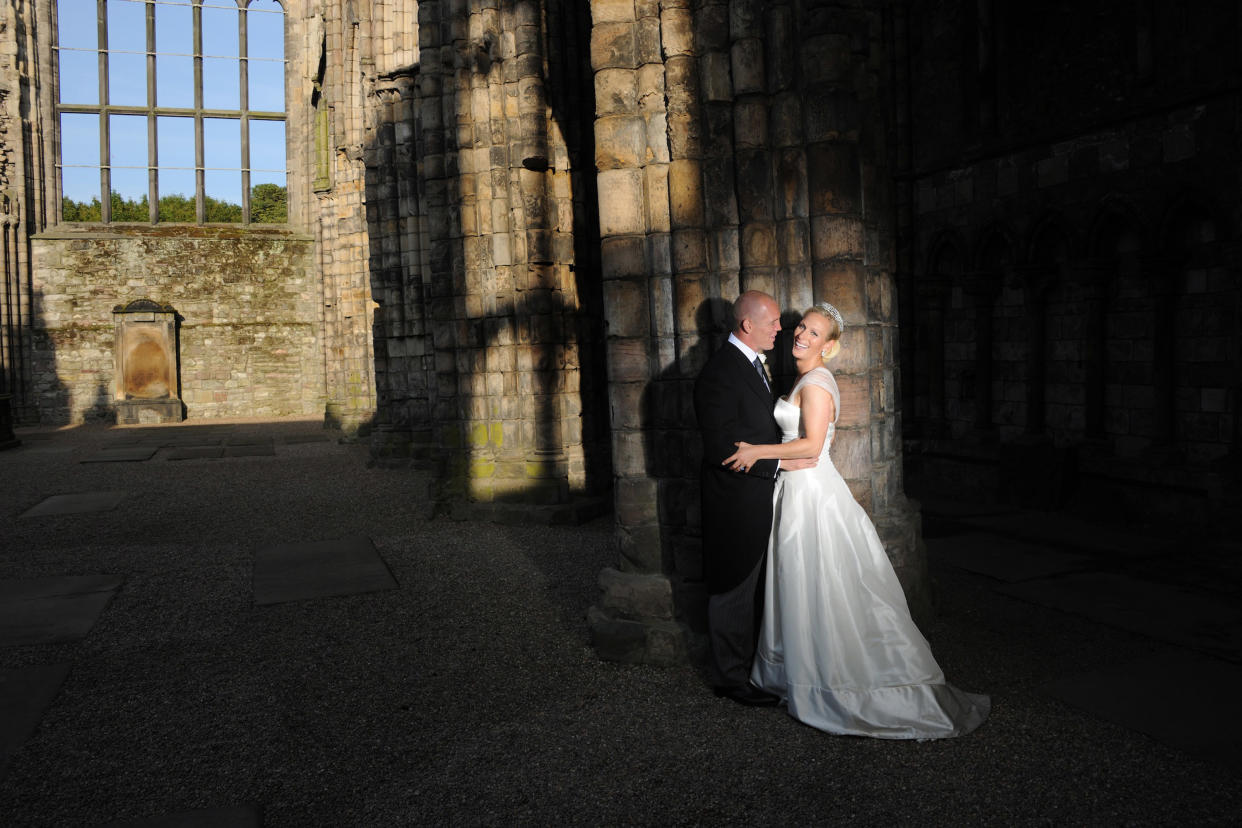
top-left (588, 0), bottom-right (926, 665)
top-left (29, 227), bottom-right (320, 424)
top-left (899, 0), bottom-right (1242, 521)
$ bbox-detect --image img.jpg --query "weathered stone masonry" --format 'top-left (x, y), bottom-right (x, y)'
top-left (1, 0), bottom-right (931, 669)
top-left (586, 0), bottom-right (925, 663)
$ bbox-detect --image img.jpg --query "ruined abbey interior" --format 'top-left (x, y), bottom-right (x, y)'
top-left (1, 0), bottom-right (1238, 664)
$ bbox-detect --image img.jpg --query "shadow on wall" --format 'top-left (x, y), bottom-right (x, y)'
top-left (361, 0), bottom-right (610, 518)
top-left (637, 299), bottom-right (808, 665)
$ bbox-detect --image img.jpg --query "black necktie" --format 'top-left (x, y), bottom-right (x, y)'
top-left (753, 356), bottom-right (770, 392)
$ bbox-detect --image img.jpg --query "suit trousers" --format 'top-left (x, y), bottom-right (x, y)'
top-left (706, 552), bottom-right (766, 688)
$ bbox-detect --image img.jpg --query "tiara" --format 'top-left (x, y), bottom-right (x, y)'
top-left (815, 301), bottom-right (844, 330)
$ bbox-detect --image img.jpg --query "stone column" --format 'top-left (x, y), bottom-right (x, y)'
top-left (1148, 257), bottom-right (1180, 446)
top-left (1019, 266), bottom-right (1056, 436)
top-left (964, 271), bottom-right (1001, 433)
top-left (588, 0), bottom-right (693, 664)
top-left (590, 0), bottom-right (932, 663)
top-left (917, 277), bottom-right (950, 436)
top-left (1078, 260), bottom-right (1112, 443)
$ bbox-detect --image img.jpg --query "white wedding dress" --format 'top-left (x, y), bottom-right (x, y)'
top-left (751, 367), bottom-right (989, 739)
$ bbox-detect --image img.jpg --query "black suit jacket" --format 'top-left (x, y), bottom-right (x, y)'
top-left (694, 342), bottom-right (781, 594)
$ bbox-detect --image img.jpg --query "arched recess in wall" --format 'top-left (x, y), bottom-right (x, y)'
top-left (1086, 199), bottom-right (1146, 450)
top-left (916, 230), bottom-right (966, 436)
top-left (1156, 194), bottom-right (1230, 462)
top-left (1025, 212), bottom-right (1075, 441)
top-left (970, 225), bottom-right (1014, 436)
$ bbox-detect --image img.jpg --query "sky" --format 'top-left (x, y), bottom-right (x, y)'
top-left (57, 0), bottom-right (286, 206)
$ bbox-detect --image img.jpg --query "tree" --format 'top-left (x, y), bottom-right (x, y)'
top-left (250, 183), bottom-right (288, 224)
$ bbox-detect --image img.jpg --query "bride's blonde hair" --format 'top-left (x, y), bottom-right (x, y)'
top-left (806, 301), bottom-right (843, 361)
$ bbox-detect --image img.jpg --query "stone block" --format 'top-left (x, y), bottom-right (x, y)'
top-left (671, 229), bottom-right (708, 273)
top-left (617, 522), bottom-right (666, 572)
top-left (594, 68), bottom-right (638, 117)
top-left (614, 477), bottom-right (660, 526)
top-left (731, 39), bottom-right (765, 95)
top-left (740, 225), bottom-right (778, 268)
top-left (668, 159), bottom-right (704, 229)
top-left (700, 52), bottom-right (733, 102)
top-left (593, 0), bottom-right (636, 24)
top-left (660, 5), bottom-right (694, 56)
top-left (606, 338), bottom-right (653, 383)
top-left (591, 21), bottom-right (638, 70)
top-left (807, 142), bottom-right (861, 215)
top-left (597, 168), bottom-right (646, 236)
top-left (595, 115), bottom-right (649, 169)
top-left (600, 235), bottom-right (647, 280)
top-left (609, 381), bottom-right (647, 431)
top-left (603, 280), bottom-right (650, 338)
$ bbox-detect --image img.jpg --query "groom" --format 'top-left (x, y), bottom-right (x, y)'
top-left (694, 290), bottom-right (812, 706)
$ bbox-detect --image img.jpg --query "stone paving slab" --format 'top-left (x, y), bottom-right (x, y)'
top-left (0, 663), bottom-right (72, 777)
top-left (998, 571), bottom-right (1242, 662)
top-left (104, 804), bottom-right (263, 828)
top-left (19, 491), bottom-right (127, 518)
top-left (928, 532), bottom-right (1095, 582)
top-left (281, 433), bottom-right (332, 444)
top-left (81, 446), bottom-right (158, 463)
top-left (253, 535), bottom-right (397, 605)
top-left (166, 447), bottom-right (225, 461)
top-left (1042, 651), bottom-right (1242, 769)
top-left (224, 444), bottom-right (276, 457)
top-left (225, 435), bottom-right (274, 447)
top-left (157, 437), bottom-right (225, 448)
top-left (0, 575), bottom-right (125, 647)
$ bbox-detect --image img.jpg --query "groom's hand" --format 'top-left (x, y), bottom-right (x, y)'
top-left (781, 457), bottom-right (818, 471)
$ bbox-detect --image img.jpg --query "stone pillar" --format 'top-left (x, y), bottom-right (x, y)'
top-left (1019, 266), bottom-right (1056, 437)
top-left (964, 271), bottom-right (1001, 433)
top-left (588, 0), bottom-right (694, 664)
top-left (590, 0), bottom-right (932, 664)
top-left (917, 277), bottom-right (950, 436)
top-left (1149, 257), bottom-right (1180, 446)
top-left (1079, 260), bottom-right (1112, 443)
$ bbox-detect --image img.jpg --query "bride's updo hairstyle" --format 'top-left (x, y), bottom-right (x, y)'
top-left (807, 301), bottom-right (844, 361)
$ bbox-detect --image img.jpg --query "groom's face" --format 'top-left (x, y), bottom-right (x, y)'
top-left (749, 299), bottom-right (781, 352)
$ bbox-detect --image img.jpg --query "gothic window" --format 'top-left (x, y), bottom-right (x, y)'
top-left (55, 0), bottom-right (287, 224)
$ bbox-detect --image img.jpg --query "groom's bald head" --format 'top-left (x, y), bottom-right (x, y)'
top-left (733, 290), bottom-right (781, 352)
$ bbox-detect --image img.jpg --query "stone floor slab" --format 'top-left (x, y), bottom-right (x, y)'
top-left (19, 446), bottom-right (76, 455)
top-left (929, 532), bottom-right (1095, 582)
top-left (253, 535), bottom-right (397, 605)
top-left (0, 575), bottom-right (125, 647)
top-left (159, 438), bottom-right (224, 448)
top-left (0, 663), bottom-right (72, 777)
top-left (224, 444), bottom-right (276, 457)
top-left (105, 804), bottom-right (263, 828)
top-left (81, 446), bottom-right (158, 463)
top-left (226, 435), bottom-right (273, 447)
top-left (1043, 651), bottom-right (1242, 769)
top-left (282, 434), bottom-right (332, 444)
top-left (166, 447), bottom-right (225, 460)
top-left (998, 572), bottom-right (1242, 662)
top-left (19, 491), bottom-right (127, 518)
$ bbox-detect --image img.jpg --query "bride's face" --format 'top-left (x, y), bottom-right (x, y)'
top-left (791, 312), bottom-right (832, 361)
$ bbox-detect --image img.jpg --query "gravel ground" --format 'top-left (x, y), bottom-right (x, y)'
top-left (1, 421), bottom-right (1240, 827)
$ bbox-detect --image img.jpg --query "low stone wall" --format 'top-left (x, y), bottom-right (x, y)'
top-left (29, 225), bottom-right (321, 424)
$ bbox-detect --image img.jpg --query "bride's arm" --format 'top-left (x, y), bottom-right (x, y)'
top-left (723, 385), bottom-right (835, 470)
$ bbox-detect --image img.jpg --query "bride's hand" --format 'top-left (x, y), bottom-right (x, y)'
top-left (723, 442), bottom-right (763, 472)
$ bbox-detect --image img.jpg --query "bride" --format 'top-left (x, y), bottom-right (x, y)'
top-left (724, 302), bottom-right (989, 739)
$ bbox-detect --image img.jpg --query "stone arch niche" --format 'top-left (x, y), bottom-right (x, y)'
top-left (112, 299), bottom-right (184, 424)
